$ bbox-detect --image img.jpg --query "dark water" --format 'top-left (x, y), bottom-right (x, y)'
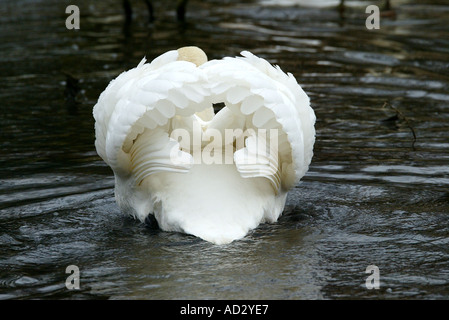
top-left (0, 0), bottom-right (448, 300)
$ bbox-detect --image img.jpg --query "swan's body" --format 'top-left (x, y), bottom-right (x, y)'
top-left (93, 47), bottom-right (315, 244)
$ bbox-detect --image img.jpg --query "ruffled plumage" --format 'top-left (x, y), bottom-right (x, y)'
top-left (93, 47), bottom-right (315, 244)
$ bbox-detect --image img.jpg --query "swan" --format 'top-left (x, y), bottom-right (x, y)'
top-left (93, 47), bottom-right (316, 244)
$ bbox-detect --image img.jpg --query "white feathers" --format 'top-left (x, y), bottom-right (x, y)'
top-left (200, 52), bottom-right (314, 190)
top-left (241, 95), bottom-right (264, 115)
top-left (130, 128), bottom-right (193, 185)
top-left (93, 47), bottom-right (316, 244)
top-left (234, 133), bottom-right (282, 192)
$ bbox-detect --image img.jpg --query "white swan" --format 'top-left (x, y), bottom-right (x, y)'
top-left (93, 47), bottom-right (316, 244)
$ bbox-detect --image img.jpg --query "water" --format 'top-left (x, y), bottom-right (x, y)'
top-left (0, 0), bottom-right (448, 300)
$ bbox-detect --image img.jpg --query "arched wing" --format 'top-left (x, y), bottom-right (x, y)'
top-left (93, 51), bottom-right (212, 184)
top-left (201, 51), bottom-right (316, 191)
top-left (93, 49), bottom-right (315, 191)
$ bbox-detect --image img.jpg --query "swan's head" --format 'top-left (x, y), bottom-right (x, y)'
top-left (177, 46), bottom-right (213, 121)
top-left (177, 46), bottom-right (208, 67)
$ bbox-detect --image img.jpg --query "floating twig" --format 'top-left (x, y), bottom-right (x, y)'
top-left (382, 101), bottom-right (417, 150)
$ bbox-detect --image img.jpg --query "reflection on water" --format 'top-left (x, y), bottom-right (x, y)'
top-left (0, 0), bottom-right (448, 299)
